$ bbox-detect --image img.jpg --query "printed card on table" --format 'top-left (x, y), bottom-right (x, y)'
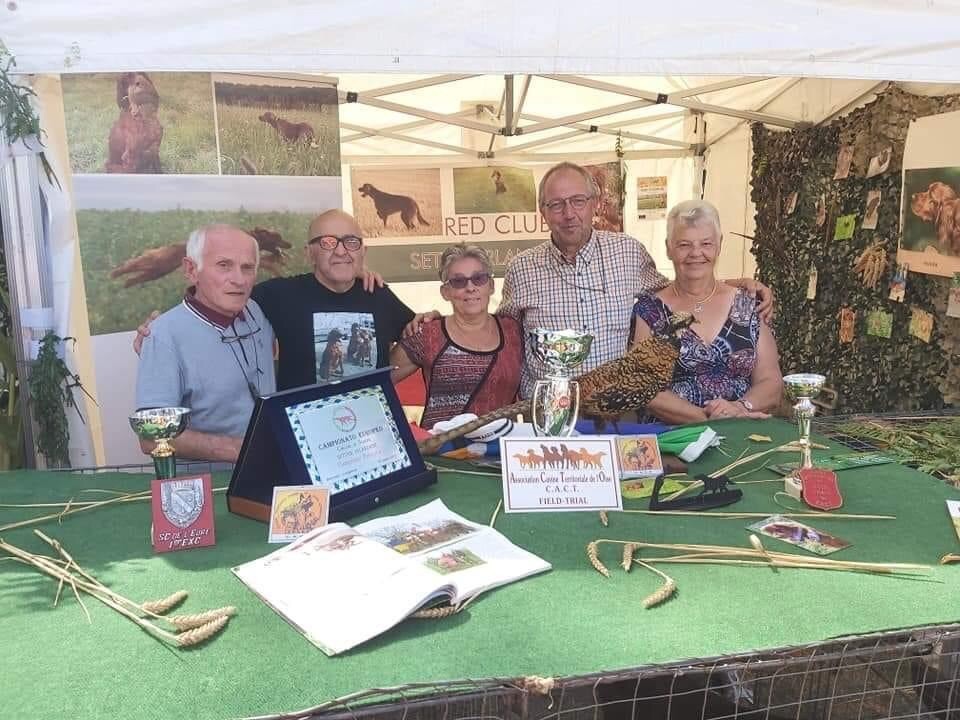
top-left (946, 501), bottom-right (960, 544)
top-left (747, 515), bottom-right (850, 556)
top-left (615, 435), bottom-right (663, 479)
top-left (269, 485), bottom-right (330, 543)
top-left (151, 474), bottom-right (215, 553)
top-left (499, 436), bottom-right (622, 513)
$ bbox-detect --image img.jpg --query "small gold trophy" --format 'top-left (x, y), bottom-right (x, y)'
top-left (782, 374), bottom-right (826, 470)
top-left (129, 407), bottom-right (191, 479)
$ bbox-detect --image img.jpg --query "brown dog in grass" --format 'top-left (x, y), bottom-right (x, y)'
top-left (911, 181), bottom-right (960, 252)
top-left (491, 169), bottom-right (507, 194)
top-left (258, 111), bottom-right (315, 143)
top-left (106, 72), bottom-right (163, 173)
top-left (357, 183), bottom-right (430, 230)
top-left (110, 227), bottom-right (292, 287)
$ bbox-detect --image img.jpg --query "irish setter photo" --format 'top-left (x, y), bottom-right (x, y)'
top-left (105, 72), bottom-right (164, 173)
top-left (258, 111), bottom-right (315, 143)
top-left (911, 180), bottom-right (960, 253)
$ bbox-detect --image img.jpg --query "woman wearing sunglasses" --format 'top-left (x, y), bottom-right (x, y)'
top-left (390, 244), bottom-right (523, 429)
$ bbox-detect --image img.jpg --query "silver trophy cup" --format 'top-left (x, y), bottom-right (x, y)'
top-left (530, 329), bottom-right (593, 436)
top-left (782, 373), bottom-right (826, 470)
top-left (129, 407), bottom-right (191, 479)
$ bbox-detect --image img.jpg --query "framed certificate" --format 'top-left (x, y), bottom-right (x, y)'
top-left (228, 367), bottom-right (436, 523)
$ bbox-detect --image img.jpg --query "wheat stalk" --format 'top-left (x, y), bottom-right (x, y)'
top-left (622, 543), bottom-right (637, 572)
top-left (411, 604), bottom-right (461, 619)
top-left (599, 511), bottom-right (609, 527)
top-left (633, 560), bottom-right (677, 608)
top-left (167, 607), bottom-right (237, 630)
top-left (586, 541), bottom-right (610, 577)
top-left (176, 614), bottom-right (230, 647)
top-left (141, 591), bottom-right (189, 615)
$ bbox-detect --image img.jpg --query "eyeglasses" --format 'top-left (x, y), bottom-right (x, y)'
top-left (221, 315), bottom-right (264, 401)
top-left (220, 325), bottom-right (262, 343)
top-left (445, 272), bottom-right (491, 289)
top-left (309, 234), bottom-right (363, 251)
top-left (542, 194), bottom-right (593, 214)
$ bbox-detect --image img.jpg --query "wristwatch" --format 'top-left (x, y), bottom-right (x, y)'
top-left (738, 398), bottom-right (754, 412)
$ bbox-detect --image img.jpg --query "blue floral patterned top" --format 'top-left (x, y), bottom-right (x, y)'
top-left (633, 287), bottom-right (760, 408)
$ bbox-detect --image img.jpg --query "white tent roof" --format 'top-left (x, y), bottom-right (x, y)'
top-left (7, 1), bottom-right (960, 82)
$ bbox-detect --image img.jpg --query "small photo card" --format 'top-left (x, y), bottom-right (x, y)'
top-left (269, 485), bottom-right (330, 543)
top-left (621, 477), bottom-right (685, 500)
top-left (615, 435), bottom-right (663, 479)
top-left (909, 307), bottom-right (934, 343)
top-left (747, 515), bottom-right (850, 556)
top-left (946, 500), bottom-right (960, 544)
top-left (948, 273), bottom-right (960, 318)
top-left (866, 308), bottom-right (893, 339)
top-left (151, 474), bottom-right (216, 553)
top-left (861, 190), bottom-right (881, 230)
top-left (888, 264), bottom-right (907, 303)
top-left (865, 147), bottom-right (892, 178)
top-left (834, 144), bottom-right (854, 180)
top-left (500, 436), bottom-right (622, 513)
top-left (834, 213), bottom-right (857, 241)
top-left (838, 307), bottom-right (856, 344)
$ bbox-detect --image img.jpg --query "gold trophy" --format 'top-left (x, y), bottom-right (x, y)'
top-left (782, 374), bottom-right (826, 470)
top-left (530, 329), bottom-right (593, 436)
top-left (129, 407), bottom-right (191, 479)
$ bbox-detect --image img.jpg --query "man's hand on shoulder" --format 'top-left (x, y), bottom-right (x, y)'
top-left (402, 310), bottom-right (441, 338)
top-left (358, 266), bottom-right (385, 294)
top-left (133, 310), bottom-right (160, 356)
top-left (727, 278), bottom-right (775, 323)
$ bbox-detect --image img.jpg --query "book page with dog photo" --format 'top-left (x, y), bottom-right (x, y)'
top-left (233, 499), bottom-right (550, 655)
top-left (313, 311), bottom-right (378, 382)
top-left (900, 109), bottom-right (960, 277)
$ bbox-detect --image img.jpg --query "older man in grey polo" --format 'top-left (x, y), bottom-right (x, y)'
top-left (135, 224), bottom-right (276, 463)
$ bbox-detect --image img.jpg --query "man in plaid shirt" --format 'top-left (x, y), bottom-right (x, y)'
top-left (499, 162), bottom-right (773, 398)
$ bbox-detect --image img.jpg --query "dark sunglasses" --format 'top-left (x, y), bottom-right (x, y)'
top-left (309, 234), bottom-right (363, 251)
top-left (445, 272), bottom-right (491, 289)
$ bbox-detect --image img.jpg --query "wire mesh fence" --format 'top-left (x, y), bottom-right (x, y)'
top-left (246, 625), bottom-right (960, 720)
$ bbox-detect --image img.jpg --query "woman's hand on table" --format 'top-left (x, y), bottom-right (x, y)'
top-left (705, 398), bottom-right (770, 420)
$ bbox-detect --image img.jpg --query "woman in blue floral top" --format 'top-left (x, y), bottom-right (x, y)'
top-left (631, 200), bottom-right (783, 424)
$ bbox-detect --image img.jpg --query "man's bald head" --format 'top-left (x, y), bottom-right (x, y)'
top-left (309, 209), bottom-right (362, 242)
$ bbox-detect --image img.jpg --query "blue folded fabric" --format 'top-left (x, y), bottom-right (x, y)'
top-left (574, 419), bottom-right (672, 435)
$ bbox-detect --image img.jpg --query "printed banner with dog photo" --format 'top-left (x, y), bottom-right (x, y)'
top-left (61, 72), bottom-right (220, 175)
top-left (213, 74), bottom-right (340, 176)
top-left (899, 109), bottom-right (960, 277)
top-left (346, 161), bottom-right (625, 283)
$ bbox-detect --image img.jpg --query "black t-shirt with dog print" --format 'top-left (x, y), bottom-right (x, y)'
top-left (252, 275), bottom-right (415, 391)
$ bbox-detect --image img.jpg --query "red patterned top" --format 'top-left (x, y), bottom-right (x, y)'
top-left (399, 315), bottom-right (523, 430)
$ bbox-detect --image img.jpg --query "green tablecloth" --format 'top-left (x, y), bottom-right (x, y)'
top-left (2, 419), bottom-right (959, 719)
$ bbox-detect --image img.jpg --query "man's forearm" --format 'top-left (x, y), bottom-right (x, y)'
top-left (140, 429), bottom-right (243, 463)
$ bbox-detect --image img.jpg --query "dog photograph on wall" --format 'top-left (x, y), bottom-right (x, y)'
top-left (214, 75), bottom-right (340, 177)
top-left (73, 175), bottom-right (340, 336)
top-left (61, 73), bottom-right (219, 175)
top-left (584, 161), bottom-right (625, 233)
top-left (350, 168), bottom-right (442, 238)
top-left (899, 167), bottom-right (960, 277)
top-left (452, 166), bottom-right (536, 214)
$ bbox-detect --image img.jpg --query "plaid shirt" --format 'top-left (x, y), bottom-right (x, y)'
top-left (498, 230), bottom-right (668, 398)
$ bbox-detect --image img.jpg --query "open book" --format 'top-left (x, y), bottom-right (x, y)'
top-left (232, 498), bottom-right (551, 655)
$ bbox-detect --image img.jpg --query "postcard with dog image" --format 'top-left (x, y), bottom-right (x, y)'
top-left (899, 167), bottom-right (960, 276)
top-left (350, 168), bottom-right (442, 238)
top-left (866, 147), bottom-right (892, 178)
top-left (453, 166), bottom-right (537, 214)
top-left (62, 72), bottom-right (219, 175)
top-left (747, 515), bottom-right (850, 556)
top-left (214, 77), bottom-right (340, 176)
top-left (866, 309), bottom-right (893, 339)
top-left (834, 145), bottom-right (854, 180)
top-left (313, 312), bottom-right (377, 382)
top-left (862, 190), bottom-right (881, 230)
top-left (584, 161), bottom-right (625, 233)
top-left (909, 307), bottom-right (934, 343)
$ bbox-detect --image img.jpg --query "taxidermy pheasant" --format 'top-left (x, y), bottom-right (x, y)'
top-left (417, 312), bottom-right (695, 455)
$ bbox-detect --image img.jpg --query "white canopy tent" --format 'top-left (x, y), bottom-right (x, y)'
top-left (3, 2), bottom-right (959, 467)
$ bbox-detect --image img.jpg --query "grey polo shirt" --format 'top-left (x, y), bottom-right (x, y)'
top-left (135, 299), bottom-right (276, 438)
